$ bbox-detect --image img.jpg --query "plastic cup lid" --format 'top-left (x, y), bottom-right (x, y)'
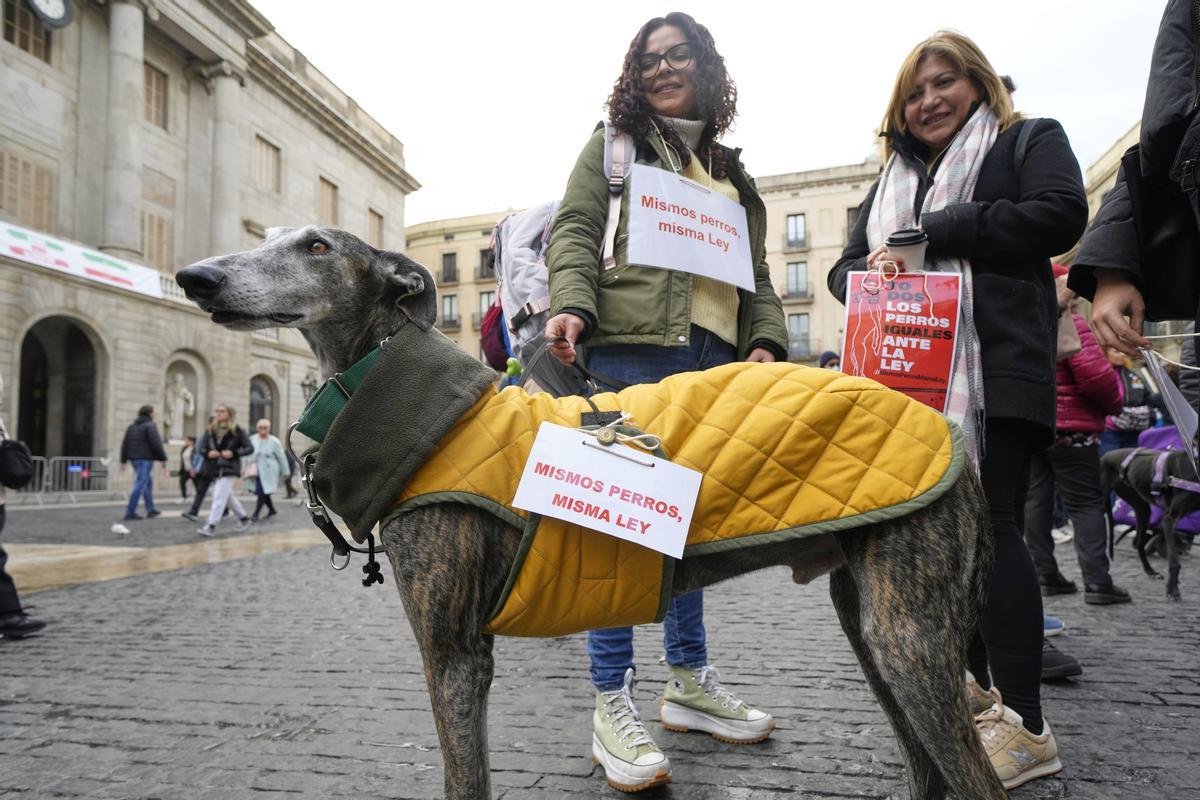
top-left (886, 228), bottom-right (928, 247)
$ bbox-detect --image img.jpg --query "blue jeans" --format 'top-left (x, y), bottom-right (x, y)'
top-left (584, 324), bottom-right (737, 690)
top-left (125, 459), bottom-right (157, 516)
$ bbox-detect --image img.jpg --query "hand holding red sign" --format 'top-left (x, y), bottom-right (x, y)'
top-left (842, 272), bottom-right (961, 414)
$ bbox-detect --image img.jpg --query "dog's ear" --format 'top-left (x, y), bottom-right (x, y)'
top-left (373, 251), bottom-right (437, 330)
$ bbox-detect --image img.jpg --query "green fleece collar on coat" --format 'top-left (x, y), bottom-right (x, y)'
top-left (310, 320), bottom-right (497, 543)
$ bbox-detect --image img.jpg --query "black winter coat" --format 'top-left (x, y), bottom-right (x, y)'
top-left (198, 426), bottom-right (253, 479)
top-left (119, 415), bottom-right (168, 463)
top-left (829, 118), bottom-right (1088, 443)
top-left (1071, 0), bottom-right (1200, 295)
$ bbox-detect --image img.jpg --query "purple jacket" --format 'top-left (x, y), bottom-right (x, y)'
top-left (1055, 313), bottom-right (1124, 432)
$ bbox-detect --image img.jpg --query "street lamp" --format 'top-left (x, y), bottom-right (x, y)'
top-left (300, 371), bottom-right (319, 401)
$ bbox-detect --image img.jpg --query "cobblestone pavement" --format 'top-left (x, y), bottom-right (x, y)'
top-left (0, 511), bottom-right (1197, 799)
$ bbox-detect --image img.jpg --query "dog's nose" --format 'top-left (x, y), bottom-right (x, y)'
top-left (175, 265), bottom-right (227, 300)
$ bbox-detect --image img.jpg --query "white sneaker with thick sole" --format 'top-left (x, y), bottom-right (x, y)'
top-left (659, 664), bottom-right (775, 744)
top-left (592, 668), bottom-right (670, 792)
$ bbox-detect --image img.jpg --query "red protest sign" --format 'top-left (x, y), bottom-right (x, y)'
top-left (841, 272), bottom-right (961, 413)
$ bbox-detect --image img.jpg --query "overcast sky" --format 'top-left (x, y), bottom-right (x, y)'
top-left (250, 1), bottom-right (1163, 227)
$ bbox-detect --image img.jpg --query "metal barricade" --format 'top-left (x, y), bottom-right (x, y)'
top-left (9, 456), bottom-right (48, 505)
top-left (44, 456), bottom-right (129, 502)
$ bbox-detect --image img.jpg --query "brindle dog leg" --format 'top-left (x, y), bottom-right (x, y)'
top-left (829, 567), bottom-right (944, 799)
top-left (1162, 507), bottom-right (1183, 601)
top-left (381, 504), bottom-right (520, 800)
top-left (835, 501), bottom-right (1006, 799)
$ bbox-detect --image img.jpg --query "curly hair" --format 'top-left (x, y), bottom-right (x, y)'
top-left (606, 12), bottom-right (737, 179)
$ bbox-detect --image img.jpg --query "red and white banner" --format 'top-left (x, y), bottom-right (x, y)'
top-left (1, 223), bottom-right (163, 299)
top-left (841, 271), bottom-right (961, 413)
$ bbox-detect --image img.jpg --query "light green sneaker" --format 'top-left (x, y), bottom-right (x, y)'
top-left (592, 668), bottom-right (671, 792)
top-left (659, 664), bottom-right (775, 743)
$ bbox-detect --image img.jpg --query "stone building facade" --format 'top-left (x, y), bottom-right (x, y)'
top-left (404, 211), bottom-right (507, 360)
top-left (756, 158), bottom-right (883, 363)
top-left (0, 0), bottom-right (417, 462)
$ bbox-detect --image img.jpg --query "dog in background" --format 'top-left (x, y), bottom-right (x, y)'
top-left (1100, 447), bottom-right (1198, 600)
top-left (176, 226), bottom-right (1011, 800)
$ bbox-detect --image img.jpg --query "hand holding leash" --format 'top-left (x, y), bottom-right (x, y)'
top-left (545, 313), bottom-right (586, 365)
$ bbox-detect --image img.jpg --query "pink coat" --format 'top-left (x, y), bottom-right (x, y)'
top-left (1055, 313), bottom-right (1123, 432)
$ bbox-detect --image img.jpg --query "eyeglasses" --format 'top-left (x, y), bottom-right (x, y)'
top-left (637, 42), bottom-right (693, 77)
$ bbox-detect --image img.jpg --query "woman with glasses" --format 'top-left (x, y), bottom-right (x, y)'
top-left (544, 12), bottom-right (786, 791)
top-left (196, 404), bottom-right (253, 537)
top-left (246, 419), bottom-right (288, 522)
top-left (827, 31), bottom-right (1087, 790)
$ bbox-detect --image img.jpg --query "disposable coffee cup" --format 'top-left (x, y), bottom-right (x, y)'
top-left (885, 228), bottom-right (928, 272)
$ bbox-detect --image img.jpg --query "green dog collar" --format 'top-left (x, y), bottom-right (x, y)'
top-left (293, 341), bottom-right (387, 446)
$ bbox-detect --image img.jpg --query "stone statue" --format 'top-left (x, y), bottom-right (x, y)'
top-left (163, 372), bottom-right (195, 441)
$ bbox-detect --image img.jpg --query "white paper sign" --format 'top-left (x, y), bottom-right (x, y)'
top-left (626, 163), bottom-right (754, 291)
top-left (512, 422), bottom-right (703, 558)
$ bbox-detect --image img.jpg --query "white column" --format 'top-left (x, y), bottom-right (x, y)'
top-left (209, 67), bottom-right (243, 255)
top-left (100, 0), bottom-right (145, 259)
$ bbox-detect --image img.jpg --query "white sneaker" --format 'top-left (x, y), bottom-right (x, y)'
top-left (659, 664), bottom-right (775, 743)
top-left (1051, 521), bottom-right (1074, 545)
top-left (592, 668), bottom-right (671, 792)
top-left (197, 525), bottom-right (215, 537)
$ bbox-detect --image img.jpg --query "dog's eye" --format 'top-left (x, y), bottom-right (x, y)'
top-left (307, 240), bottom-right (329, 255)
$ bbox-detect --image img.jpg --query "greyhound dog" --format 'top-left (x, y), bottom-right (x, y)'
top-left (176, 226), bottom-right (1008, 800)
top-left (1101, 447), bottom-right (1196, 600)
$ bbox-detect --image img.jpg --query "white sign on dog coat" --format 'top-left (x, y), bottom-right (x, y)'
top-left (626, 164), bottom-right (754, 291)
top-left (512, 422), bottom-right (702, 558)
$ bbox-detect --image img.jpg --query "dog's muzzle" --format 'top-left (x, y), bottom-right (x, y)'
top-left (175, 265), bottom-right (227, 301)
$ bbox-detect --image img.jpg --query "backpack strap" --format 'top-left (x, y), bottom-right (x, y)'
top-left (1014, 118), bottom-right (1041, 172)
top-left (601, 121), bottom-right (635, 271)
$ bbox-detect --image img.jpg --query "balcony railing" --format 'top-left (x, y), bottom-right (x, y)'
top-left (781, 287), bottom-right (812, 302)
top-left (440, 268), bottom-right (458, 285)
top-left (471, 312), bottom-right (483, 330)
top-left (784, 235), bottom-right (808, 250)
top-left (475, 266), bottom-right (496, 281)
top-left (439, 315), bottom-right (461, 331)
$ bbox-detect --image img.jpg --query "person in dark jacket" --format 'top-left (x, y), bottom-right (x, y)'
top-left (1101, 348), bottom-right (1163, 454)
top-left (827, 31), bottom-right (1087, 790)
top-left (196, 404), bottom-right (253, 537)
top-left (119, 404), bottom-right (168, 521)
top-left (1070, 1), bottom-right (1200, 367)
top-left (1024, 286), bottom-right (1130, 604)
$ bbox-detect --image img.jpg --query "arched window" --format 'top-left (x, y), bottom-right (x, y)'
top-left (249, 375), bottom-right (275, 433)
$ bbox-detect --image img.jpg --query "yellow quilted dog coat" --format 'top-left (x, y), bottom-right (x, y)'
top-left (378, 360), bottom-right (963, 638)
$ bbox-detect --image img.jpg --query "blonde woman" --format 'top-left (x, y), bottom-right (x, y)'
top-left (197, 404), bottom-right (253, 537)
top-left (828, 31), bottom-right (1087, 790)
top-left (247, 419), bottom-right (288, 521)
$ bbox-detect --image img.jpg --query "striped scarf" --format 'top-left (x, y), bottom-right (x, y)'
top-left (867, 103), bottom-right (998, 467)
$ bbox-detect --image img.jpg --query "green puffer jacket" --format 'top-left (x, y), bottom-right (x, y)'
top-left (547, 129), bottom-right (788, 360)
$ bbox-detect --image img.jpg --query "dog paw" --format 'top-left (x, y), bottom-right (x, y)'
top-left (1146, 571), bottom-right (1164, 580)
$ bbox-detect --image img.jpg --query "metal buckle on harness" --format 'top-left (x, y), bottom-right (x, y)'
top-left (287, 423), bottom-right (384, 587)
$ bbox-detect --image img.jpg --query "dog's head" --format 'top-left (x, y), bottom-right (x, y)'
top-left (175, 225), bottom-right (437, 332)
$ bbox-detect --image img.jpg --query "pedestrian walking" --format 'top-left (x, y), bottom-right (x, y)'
top-left (246, 419), bottom-right (288, 522)
top-left (0, 371), bottom-right (45, 639)
top-left (283, 449), bottom-right (298, 500)
top-left (828, 30), bottom-right (1088, 790)
top-left (196, 404), bottom-right (252, 537)
top-left (1024, 268), bottom-right (1131, 605)
top-left (177, 435), bottom-right (196, 500)
top-left (119, 405), bottom-right (168, 521)
top-left (1070, 1), bottom-right (1200, 379)
top-left (544, 11), bottom-right (787, 790)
